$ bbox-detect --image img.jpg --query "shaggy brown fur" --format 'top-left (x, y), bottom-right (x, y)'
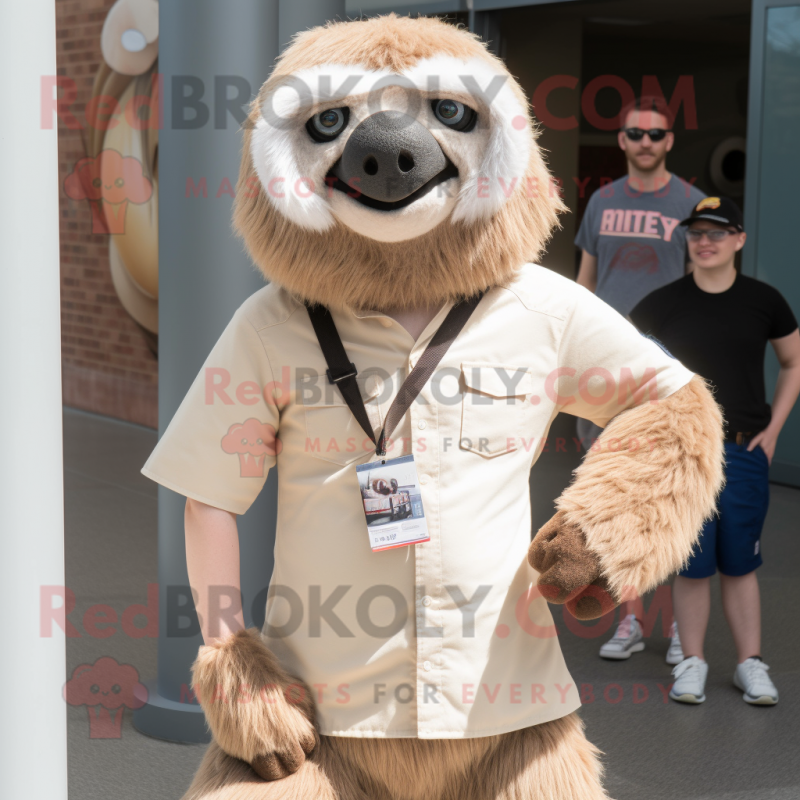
top-left (270, 12), bottom-right (512, 75)
top-left (191, 628), bottom-right (319, 781)
top-left (232, 14), bottom-right (566, 312)
top-left (186, 15), bottom-right (727, 800)
top-left (541, 375), bottom-right (725, 609)
top-left (182, 710), bottom-right (607, 800)
top-left (529, 512), bottom-right (618, 621)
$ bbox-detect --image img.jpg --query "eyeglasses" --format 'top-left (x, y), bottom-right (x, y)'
top-left (686, 228), bottom-right (738, 242)
top-left (623, 127), bottom-right (670, 142)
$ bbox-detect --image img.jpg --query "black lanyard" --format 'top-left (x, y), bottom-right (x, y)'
top-left (305, 293), bottom-right (484, 456)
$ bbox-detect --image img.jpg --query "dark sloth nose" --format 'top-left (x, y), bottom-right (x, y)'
top-left (332, 111), bottom-right (447, 203)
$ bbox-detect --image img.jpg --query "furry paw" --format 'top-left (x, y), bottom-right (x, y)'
top-left (191, 628), bottom-right (319, 781)
top-left (528, 511), bottom-right (619, 620)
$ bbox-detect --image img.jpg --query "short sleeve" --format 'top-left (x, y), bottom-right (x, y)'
top-left (141, 308), bottom-right (280, 515)
top-left (768, 288), bottom-right (799, 340)
top-left (556, 285), bottom-right (695, 428)
top-left (574, 194), bottom-right (598, 257)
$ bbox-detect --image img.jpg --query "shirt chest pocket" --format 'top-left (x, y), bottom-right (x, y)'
top-left (460, 363), bottom-right (533, 457)
top-left (303, 376), bottom-right (383, 466)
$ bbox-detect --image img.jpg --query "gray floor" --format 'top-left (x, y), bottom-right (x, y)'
top-left (64, 408), bottom-right (800, 800)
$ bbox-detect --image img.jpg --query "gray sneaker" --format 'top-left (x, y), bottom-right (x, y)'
top-left (734, 658), bottom-right (778, 705)
top-left (666, 620), bottom-right (684, 666)
top-left (670, 656), bottom-right (708, 704)
top-left (599, 614), bottom-right (645, 660)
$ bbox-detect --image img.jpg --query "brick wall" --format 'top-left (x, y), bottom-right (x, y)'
top-left (56, 0), bottom-right (158, 429)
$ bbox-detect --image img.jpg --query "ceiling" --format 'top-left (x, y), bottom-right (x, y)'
top-left (566, 0), bottom-right (752, 44)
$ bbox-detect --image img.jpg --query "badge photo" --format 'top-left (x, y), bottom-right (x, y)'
top-left (356, 454), bottom-right (429, 551)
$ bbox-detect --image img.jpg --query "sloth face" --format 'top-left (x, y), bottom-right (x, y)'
top-left (233, 15), bottom-right (564, 312)
top-left (309, 91), bottom-right (471, 243)
top-left (250, 56), bottom-right (532, 243)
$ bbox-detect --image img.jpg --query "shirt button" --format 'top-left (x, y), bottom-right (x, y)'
top-left (419, 474), bottom-right (429, 485)
top-left (418, 420), bottom-right (427, 430)
top-left (380, 318), bottom-right (392, 327)
top-left (423, 660), bottom-right (432, 671)
top-left (421, 596), bottom-right (432, 607)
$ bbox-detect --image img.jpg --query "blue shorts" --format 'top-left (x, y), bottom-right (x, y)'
top-left (679, 442), bottom-right (770, 579)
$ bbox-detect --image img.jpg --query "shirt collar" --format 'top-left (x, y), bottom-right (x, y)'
top-left (348, 300), bottom-right (456, 320)
top-left (351, 307), bottom-right (387, 320)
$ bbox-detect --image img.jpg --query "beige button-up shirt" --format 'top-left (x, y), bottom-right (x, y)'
top-left (142, 263), bottom-right (694, 739)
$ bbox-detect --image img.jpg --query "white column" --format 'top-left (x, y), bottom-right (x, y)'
top-left (0, 3), bottom-right (67, 800)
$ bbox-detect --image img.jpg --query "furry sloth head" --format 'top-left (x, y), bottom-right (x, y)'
top-left (233, 14), bottom-right (566, 311)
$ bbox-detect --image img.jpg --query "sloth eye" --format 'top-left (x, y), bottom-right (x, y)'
top-left (307, 107), bottom-right (349, 142)
top-left (432, 99), bottom-right (477, 132)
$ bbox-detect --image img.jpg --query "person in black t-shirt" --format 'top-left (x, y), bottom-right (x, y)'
top-left (630, 196), bottom-right (800, 706)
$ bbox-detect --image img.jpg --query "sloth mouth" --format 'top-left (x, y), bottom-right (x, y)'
top-left (325, 159), bottom-right (459, 212)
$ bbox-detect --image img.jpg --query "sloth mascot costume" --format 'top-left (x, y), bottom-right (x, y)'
top-left (142, 14), bottom-right (725, 800)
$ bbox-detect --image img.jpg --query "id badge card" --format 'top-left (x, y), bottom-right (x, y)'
top-left (356, 454), bottom-right (430, 552)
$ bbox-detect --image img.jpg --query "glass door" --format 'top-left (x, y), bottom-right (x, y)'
top-left (743, 0), bottom-right (800, 486)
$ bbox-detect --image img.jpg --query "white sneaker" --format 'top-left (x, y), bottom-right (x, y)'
top-left (669, 656), bottom-right (708, 703)
top-left (665, 620), bottom-right (684, 666)
top-left (599, 614), bottom-right (645, 660)
top-left (734, 658), bottom-right (779, 705)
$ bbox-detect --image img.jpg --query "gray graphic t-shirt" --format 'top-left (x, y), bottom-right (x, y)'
top-left (574, 174), bottom-right (706, 317)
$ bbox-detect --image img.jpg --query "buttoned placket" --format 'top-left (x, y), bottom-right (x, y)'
top-left (352, 301), bottom-right (455, 734)
top-left (412, 385), bottom-right (444, 734)
top-left (405, 306), bottom-right (453, 736)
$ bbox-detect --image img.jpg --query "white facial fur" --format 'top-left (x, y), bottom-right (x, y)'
top-left (250, 56), bottom-right (531, 241)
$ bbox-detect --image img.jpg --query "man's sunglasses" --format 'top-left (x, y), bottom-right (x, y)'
top-left (623, 127), bottom-right (670, 142)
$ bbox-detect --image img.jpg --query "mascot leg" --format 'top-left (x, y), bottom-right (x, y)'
top-left (328, 736), bottom-right (493, 800)
top-left (180, 737), bottom-right (370, 800)
top-left (183, 628), bottom-right (373, 799)
top-left (459, 713), bottom-right (609, 800)
top-left (180, 711), bottom-right (605, 800)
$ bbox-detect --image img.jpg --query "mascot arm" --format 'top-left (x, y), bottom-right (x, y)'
top-left (191, 628), bottom-right (318, 781)
top-left (528, 375), bottom-right (725, 620)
